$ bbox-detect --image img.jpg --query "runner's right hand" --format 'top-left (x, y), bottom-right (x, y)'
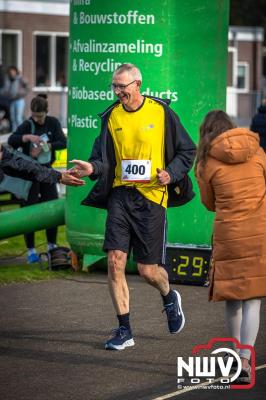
top-left (69, 160), bottom-right (94, 177)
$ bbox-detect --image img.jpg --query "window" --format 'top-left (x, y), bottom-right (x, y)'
top-left (236, 62), bottom-right (249, 91)
top-left (227, 51), bottom-right (233, 87)
top-left (36, 36), bottom-right (50, 86)
top-left (0, 30), bottom-right (22, 70)
top-left (227, 47), bottom-right (237, 88)
top-left (34, 33), bottom-right (68, 88)
top-left (56, 36), bottom-right (68, 86)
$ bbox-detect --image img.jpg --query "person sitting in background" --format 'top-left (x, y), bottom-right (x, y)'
top-left (0, 66), bottom-right (28, 131)
top-left (250, 98), bottom-right (266, 152)
top-left (8, 94), bottom-right (67, 263)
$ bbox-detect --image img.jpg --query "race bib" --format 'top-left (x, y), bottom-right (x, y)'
top-left (121, 159), bottom-right (151, 182)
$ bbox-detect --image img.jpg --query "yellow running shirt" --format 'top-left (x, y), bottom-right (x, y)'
top-left (108, 97), bottom-right (168, 208)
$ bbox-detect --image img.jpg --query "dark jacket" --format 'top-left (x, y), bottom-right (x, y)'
top-left (82, 96), bottom-right (196, 209)
top-left (8, 116), bottom-right (67, 165)
top-left (250, 105), bottom-right (266, 152)
top-left (0, 146), bottom-right (61, 185)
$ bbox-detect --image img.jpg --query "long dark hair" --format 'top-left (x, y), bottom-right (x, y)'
top-left (195, 110), bottom-right (235, 177)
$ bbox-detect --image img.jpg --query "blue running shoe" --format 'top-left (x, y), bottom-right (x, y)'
top-left (105, 326), bottom-right (135, 350)
top-left (163, 290), bottom-right (185, 334)
top-left (27, 253), bottom-right (40, 264)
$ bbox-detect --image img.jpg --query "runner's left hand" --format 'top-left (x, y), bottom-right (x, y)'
top-left (156, 168), bottom-right (171, 185)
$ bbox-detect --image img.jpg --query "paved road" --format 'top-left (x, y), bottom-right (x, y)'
top-left (0, 273), bottom-right (265, 400)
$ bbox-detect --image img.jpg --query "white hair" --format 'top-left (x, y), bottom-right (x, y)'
top-left (113, 63), bottom-right (142, 82)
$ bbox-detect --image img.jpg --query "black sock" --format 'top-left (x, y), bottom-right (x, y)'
top-left (117, 313), bottom-right (131, 331)
top-left (162, 290), bottom-right (175, 305)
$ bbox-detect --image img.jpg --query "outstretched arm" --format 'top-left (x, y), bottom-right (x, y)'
top-left (0, 145), bottom-right (85, 186)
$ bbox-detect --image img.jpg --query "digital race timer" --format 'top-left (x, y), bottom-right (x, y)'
top-left (164, 244), bottom-right (212, 286)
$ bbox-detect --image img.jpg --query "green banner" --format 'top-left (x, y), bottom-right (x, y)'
top-left (67, 0), bottom-right (229, 259)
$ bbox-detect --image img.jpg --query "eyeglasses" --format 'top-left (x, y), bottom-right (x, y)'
top-left (110, 80), bottom-right (136, 91)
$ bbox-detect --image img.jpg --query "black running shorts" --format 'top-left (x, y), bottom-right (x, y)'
top-left (103, 186), bottom-right (167, 264)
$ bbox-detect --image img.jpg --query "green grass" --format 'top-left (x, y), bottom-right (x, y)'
top-left (0, 263), bottom-right (74, 285)
top-left (0, 193), bottom-right (68, 257)
top-left (0, 193), bottom-right (75, 284)
top-left (0, 192), bottom-right (20, 211)
top-left (0, 226), bottom-right (74, 284)
top-left (0, 225), bottom-right (69, 258)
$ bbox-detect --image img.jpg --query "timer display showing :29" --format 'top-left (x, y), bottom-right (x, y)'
top-left (165, 246), bottom-right (212, 286)
top-left (173, 255), bottom-right (207, 277)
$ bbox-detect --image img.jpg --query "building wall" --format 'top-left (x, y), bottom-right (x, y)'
top-left (0, 11), bottom-right (69, 120)
top-left (227, 27), bottom-right (264, 125)
top-left (0, 10), bottom-right (265, 128)
top-left (237, 41), bottom-right (261, 90)
top-left (236, 41), bottom-right (263, 124)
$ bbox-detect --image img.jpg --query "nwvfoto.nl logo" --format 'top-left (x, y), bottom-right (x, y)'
top-left (177, 338), bottom-right (255, 390)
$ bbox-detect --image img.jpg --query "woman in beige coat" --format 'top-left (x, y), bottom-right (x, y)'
top-left (195, 110), bottom-right (266, 384)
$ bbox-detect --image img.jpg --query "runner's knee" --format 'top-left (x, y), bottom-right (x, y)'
top-left (138, 264), bottom-right (156, 281)
top-left (108, 250), bottom-right (126, 277)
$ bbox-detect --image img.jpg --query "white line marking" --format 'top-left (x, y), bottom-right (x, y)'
top-left (151, 363), bottom-right (266, 399)
top-left (256, 363), bottom-right (266, 370)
